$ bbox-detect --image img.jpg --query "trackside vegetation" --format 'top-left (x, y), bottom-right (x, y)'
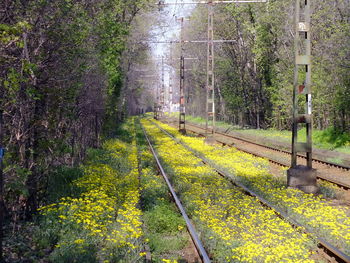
top-left (134, 119), bottom-right (191, 262)
top-left (168, 113), bottom-right (350, 154)
top-left (1, 0), bottom-right (349, 261)
top-left (37, 120), bottom-right (144, 262)
top-left (142, 119), bottom-right (318, 262)
top-left (7, 119), bottom-right (191, 262)
top-left (153, 119), bottom-right (350, 257)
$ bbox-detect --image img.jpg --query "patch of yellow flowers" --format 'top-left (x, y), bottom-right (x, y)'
top-left (39, 123), bottom-right (144, 261)
top-left (154, 120), bottom-right (350, 256)
top-left (142, 120), bottom-right (316, 262)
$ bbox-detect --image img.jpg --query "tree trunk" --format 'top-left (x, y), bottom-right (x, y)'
top-left (95, 113), bottom-right (99, 148)
top-left (25, 98), bottom-right (41, 219)
top-left (0, 98), bottom-right (4, 262)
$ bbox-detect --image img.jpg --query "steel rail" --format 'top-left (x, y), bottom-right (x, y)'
top-left (150, 120), bottom-right (350, 263)
top-left (141, 125), bottom-right (211, 263)
top-left (182, 122), bottom-right (350, 190)
top-left (189, 122), bottom-right (350, 171)
top-left (183, 122), bottom-right (350, 189)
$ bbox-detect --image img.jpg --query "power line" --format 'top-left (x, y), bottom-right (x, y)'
top-left (157, 0), bottom-right (267, 138)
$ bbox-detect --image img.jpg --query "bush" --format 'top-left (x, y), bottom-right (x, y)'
top-left (46, 166), bottom-right (84, 203)
top-left (314, 127), bottom-right (350, 149)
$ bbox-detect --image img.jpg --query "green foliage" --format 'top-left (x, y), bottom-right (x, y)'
top-left (313, 127), bottom-right (350, 149)
top-left (46, 166), bottom-right (84, 203)
top-left (4, 165), bottom-right (30, 199)
top-left (0, 21), bottom-right (30, 45)
top-left (140, 176), bottom-right (168, 211)
top-left (2, 68), bottom-right (23, 103)
top-left (144, 204), bottom-right (186, 234)
top-left (185, 0), bottom-right (349, 132)
top-left (2, 1), bottom-right (153, 262)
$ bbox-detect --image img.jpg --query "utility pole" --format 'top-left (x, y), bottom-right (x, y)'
top-left (291, 0), bottom-right (312, 168)
top-left (154, 83), bottom-right (160, 120)
top-left (154, 103), bottom-right (158, 119)
top-left (160, 56), bottom-right (165, 118)
top-left (179, 55), bottom-right (186, 133)
top-left (141, 56), bottom-right (194, 120)
top-left (206, 1), bottom-right (215, 141)
top-left (287, 0), bottom-right (318, 194)
top-left (169, 48), bottom-right (173, 113)
top-left (169, 56), bottom-right (197, 121)
top-left (204, 0), bottom-right (267, 141)
top-left (177, 17), bottom-right (188, 134)
top-left (158, 0), bottom-right (267, 139)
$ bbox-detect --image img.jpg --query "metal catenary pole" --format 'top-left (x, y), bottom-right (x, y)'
top-left (160, 56), bottom-right (165, 117)
top-left (179, 55), bottom-right (186, 133)
top-left (169, 48), bottom-right (173, 112)
top-left (291, 0), bottom-right (312, 168)
top-left (140, 55), bottom-right (197, 118)
top-left (177, 17), bottom-right (188, 133)
top-left (206, 1), bottom-right (215, 140)
top-left (158, 0), bottom-right (267, 140)
top-left (154, 83), bottom-right (160, 119)
top-left (204, 0), bottom-right (267, 140)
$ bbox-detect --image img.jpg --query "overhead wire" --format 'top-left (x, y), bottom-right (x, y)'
top-left (140, 0), bottom-right (197, 100)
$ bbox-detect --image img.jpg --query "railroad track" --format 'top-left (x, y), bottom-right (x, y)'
top-left (149, 120), bottom-right (350, 263)
top-left (141, 125), bottom-right (211, 263)
top-left (200, 125), bottom-right (350, 171)
top-left (171, 121), bottom-right (350, 190)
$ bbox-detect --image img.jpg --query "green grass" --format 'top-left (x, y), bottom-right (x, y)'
top-left (166, 112), bottom-right (233, 129)
top-left (326, 157), bottom-right (343, 165)
top-left (148, 232), bottom-right (188, 254)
